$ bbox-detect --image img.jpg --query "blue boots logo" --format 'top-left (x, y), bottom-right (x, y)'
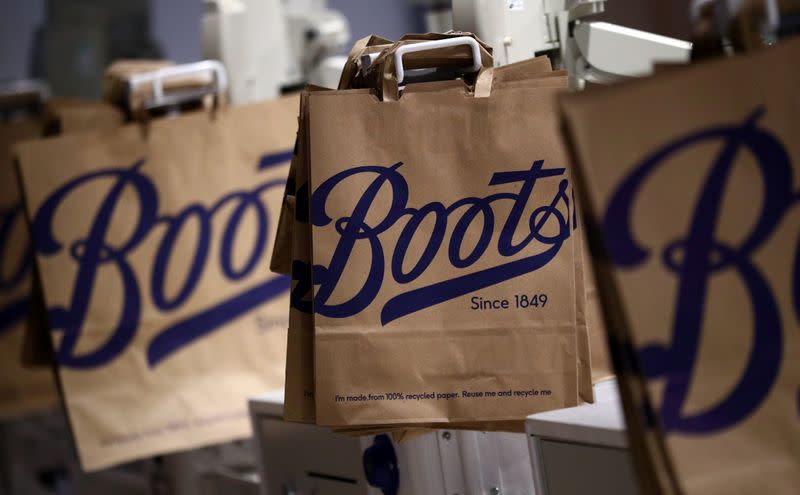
top-left (29, 150), bottom-right (292, 369)
top-left (295, 160), bottom-right (572, 324)
top-left (604, 108), bottom-right (799, 432)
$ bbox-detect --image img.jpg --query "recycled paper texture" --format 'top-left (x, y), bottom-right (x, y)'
top-left (0, 118), bottom-right (58, 418)
top-left (43, 97), bottom-right (124, 134)
top-left (15, 95), bottom-right (299, 470)
top-left (284, 89), bottom-right (320, 423)
top-left (560, 38), bottom-right (800, 494)
top-left (308, 80), bottom-right (583, 427)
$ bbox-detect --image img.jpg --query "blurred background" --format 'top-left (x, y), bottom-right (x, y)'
top-left (1, 0), bottom-right (694, 99)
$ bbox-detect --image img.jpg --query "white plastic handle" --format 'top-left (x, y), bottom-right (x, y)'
top-left (127, 60), bottom-right (229, 109)
top-left (394, 37), bottom-right (482, 84)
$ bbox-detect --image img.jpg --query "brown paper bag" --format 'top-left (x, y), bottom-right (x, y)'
top-left (14, 94), bottom-right (298, 470)
top-left (560, 37), bottom-right (800, 494)
top-left (271, 35), bottom-right (394, 276)
top-left (42, 97), bottom-right (125, 135)
top-left (23, 98), bottom-right (126, 367)
top-left (0, 118), bottom-right (58, 418)
top-left (4, 76), bottom-right (148, 413)
top-left (581, 229), bottom-right (613, 383)
top-left (273, 33), bottom-right (496, 278)
top-left (308, 40), bottom-right (583, 427)
top-left (282, 36), bottom-right (592, 430)
top-left (284, 88), bottom-right (321, 423)
top-left (281, 37), bottom-right (404, 421)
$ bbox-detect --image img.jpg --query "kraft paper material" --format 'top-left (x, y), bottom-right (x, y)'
top-left (560, 37), bottom-right (800, 494)
top-left (0, 118), bottom-right (58, 419)
top-left (308, 70), bottom-right (584, 427)
top-left (15, 95), bottom-right (299, 470)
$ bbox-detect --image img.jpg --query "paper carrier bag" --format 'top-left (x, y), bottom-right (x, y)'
top-left (280, 35), bottom-right (396, 423)
top-left (23, 97), bottom-right (125, 367)
top-left (0, 118), bottom-right (58, 418)
top-left (271, 35), bottom-right (393, 277)
top-left (306, 35), bottom-right (588, 428)
top-left (15, 93), bottom-right (298, 470)
top-left (2, 91), bottom-right (123, 416)
top-left (42, 97), bottom-right (124, 135)
top-left (560, 37), bottom-right (800, 494)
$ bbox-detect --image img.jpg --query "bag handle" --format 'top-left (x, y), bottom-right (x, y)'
top-left (126, 60), bottom-right (228, 112)
top-left (394, 36), bottom-right (483, 84)
top-left (338, 34), bottom-right (393, 90)
top-left (373, 34), bottom-right (493, 101)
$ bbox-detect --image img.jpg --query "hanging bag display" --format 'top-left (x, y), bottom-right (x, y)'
top-left (305, 34), bottom-right (589, 428)
top-left (1, 82), bottom-right (124, 417)
top-left (0, 112), bottom-right (57, 418)
top-left (560, 36), bottom-right (800, 494)
top-left (15, 61), bottom-right (298, 470)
